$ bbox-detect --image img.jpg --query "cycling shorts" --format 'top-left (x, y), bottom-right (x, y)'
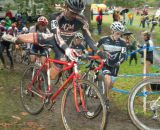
top-left (102, 64), bottom-right (119, 77)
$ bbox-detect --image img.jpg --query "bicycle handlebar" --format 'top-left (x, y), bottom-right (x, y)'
top-left (78, 55), bottom-right (104, 71)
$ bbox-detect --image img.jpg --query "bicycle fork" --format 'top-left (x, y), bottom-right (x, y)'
top-left (73, 64), bottom-right (87, 112)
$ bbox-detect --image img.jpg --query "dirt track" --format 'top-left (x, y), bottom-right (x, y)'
top-left (0, 64), bottom-right (138, 130)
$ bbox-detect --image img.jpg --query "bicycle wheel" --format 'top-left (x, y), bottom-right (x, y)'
top-left (128, 77), bottom-right (160, 130)
top-left (82, 71), bottom-right (106, 118)
top-left (20, 65), bottom-right (47, 115)
top-left (61, 79), bottom-right (107, 130)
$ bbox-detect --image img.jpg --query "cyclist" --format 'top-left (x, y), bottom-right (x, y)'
top-left (29, 16), bottom-right (51, 65)
top-left (0, 23), bottom-right (18, 69)
top-left (70, 32), bottom-right (86, 55)
top-left (5, 0), bottom-right (97, 80)
top-left (97, 22), bottom-right (127, 105)
top-left (0, 20), bottom-right (7, 69)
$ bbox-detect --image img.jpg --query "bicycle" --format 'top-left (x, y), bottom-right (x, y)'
top-left (128, 77), bottom-right (160, 130)
top-left (20, 54), bottom-right (107, 130)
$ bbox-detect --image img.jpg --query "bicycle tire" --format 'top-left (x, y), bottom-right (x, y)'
top-left (128, 77), bottom-right (160, 130)
top-left (82, 71), bottom-right (106, 119)
top-left (20, 65), bottom-right (47, 115)
top-left (61, 79), bottom-right (107, 130)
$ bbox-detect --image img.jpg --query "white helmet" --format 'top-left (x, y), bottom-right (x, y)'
top-left (110, 22), bottom-right (125, 32)
top-left (75, 32), bottom-right (84, 39)
top-left (22, 27), bottom-right (28, 33)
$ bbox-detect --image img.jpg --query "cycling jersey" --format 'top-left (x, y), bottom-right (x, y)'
top-left (97, 36), bottom-right (127, 67)
top-left (37, 12), bottom-right (97, 52)
top-left (30, 25), bottom-right (51, 56)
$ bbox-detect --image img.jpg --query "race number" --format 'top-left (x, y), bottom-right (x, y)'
top-left (51, 20), bottom-right (58, 30)
top-left (121, 47), bottom-right (126, 53)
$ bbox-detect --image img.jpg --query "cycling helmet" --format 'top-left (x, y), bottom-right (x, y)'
top-left (37, 16), bottom-right (48, 26)
top-left (22, 27), bottom-right (28, 33)
top-left (75, 32), bottom-right (84, 39)
top-left (65, 0), bottom-right (86, 14)
top-left (0, 20), bottom-right (6, 24)
top-left (110, 22), bottom-right (125, 32)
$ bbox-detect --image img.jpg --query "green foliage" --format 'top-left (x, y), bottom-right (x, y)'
top-left (106, 0), bottom-right (145, 8)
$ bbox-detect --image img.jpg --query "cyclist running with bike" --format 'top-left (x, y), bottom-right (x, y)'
top-left (97, 22), bottom-right (127, 107)
top-left (3, 0), bottom-right (97, 80)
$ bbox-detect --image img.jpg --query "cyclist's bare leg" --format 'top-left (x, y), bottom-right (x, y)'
top-left (50, 65), bottom-right (61, 80)
top-left (41, 56), bottom-right (46, 64)
top-left (104, 75), bottom-right (113, 100)
top-left (30, 55), bottom-right (36, 63)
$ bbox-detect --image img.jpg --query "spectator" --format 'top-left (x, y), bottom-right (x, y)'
top-left (140, 14), bottom-right (146, 28)
top-left (113, 10), bottom-right (120, 22)
top-left (21, 11), bottom-right (28, 26)
top-left (5, 10), bottom-right (13, 21)
top-left (150, 15), bottom-right (158, 33)
top-left (127, 12), bottom-right (134, 26)
top-left (96, 12), bottom-right (102, 35)
top-left (15, 10), bottom-right (22, 22)
top-left (129, 41), bottom-right (137, 65)
top-left (16, 20), bottom-right (24, 32)
top-left (5, 17), bottom-right (12, 30)
top-left (139, 31), bottom-right (153, 73)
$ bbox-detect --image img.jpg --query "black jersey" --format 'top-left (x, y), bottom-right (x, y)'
top-left (97, 36), bottom-right (127, 67)
top-left (49, 12), bottom-right (97, 51)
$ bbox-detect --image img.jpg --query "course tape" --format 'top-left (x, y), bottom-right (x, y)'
top-left (127, 46), bottom-right (160, 57)
top-left (118, 73), bottom-right (160, 77)
top-left (112, 87), bottom-right (160, 95)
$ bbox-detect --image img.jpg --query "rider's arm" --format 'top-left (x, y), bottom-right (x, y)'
top-left (81, 24), bottom-right (97, 53)
top-left (49, 12), bottom-right (68, 50)
top-left (82, 29), bottom-right (97, 52)
top-left (75, 14), bottom-right (97, 53)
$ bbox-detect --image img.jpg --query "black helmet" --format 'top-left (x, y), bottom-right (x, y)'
top-left (65, 0), bottom-right (86, 14)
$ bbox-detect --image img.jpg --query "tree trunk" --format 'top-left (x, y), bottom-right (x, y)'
top-left (84, 4), bottom-right (91, 25)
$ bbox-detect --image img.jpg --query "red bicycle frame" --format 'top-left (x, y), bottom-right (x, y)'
top-left (28, 56), bottom-right (104, 112)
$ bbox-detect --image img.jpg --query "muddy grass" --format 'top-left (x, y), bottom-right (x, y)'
top-left (0, 64), bottom-right (138, 130)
